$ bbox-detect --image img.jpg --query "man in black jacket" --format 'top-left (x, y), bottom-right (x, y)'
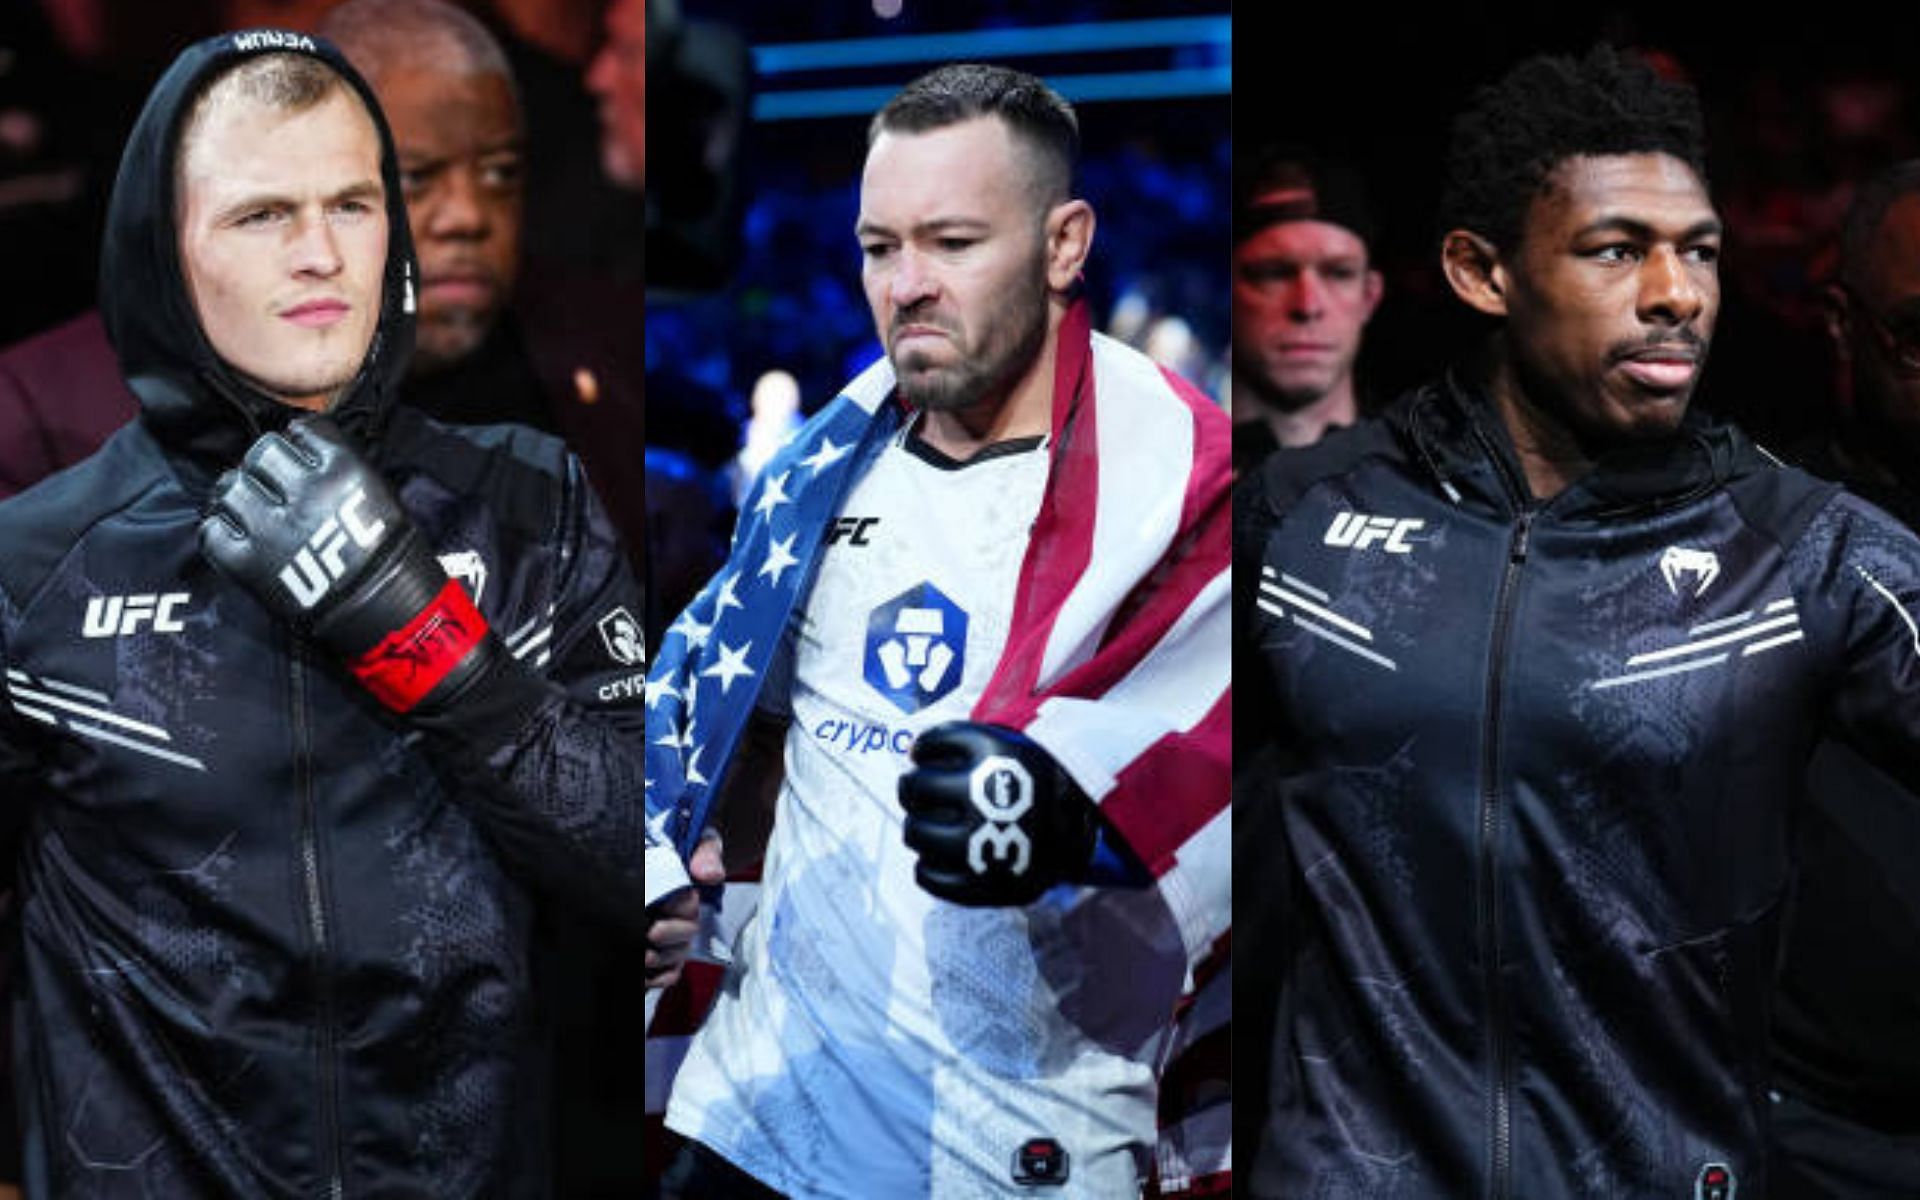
top-left (0, 31), bottom-right (642, 1198)
top-left (1240, 46), bottom-right (1920, 1198)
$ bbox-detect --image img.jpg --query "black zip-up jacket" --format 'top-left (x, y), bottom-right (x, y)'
top-left (0, 32), bottom-right (644, 1198)
top-left (1237, 374), bottom-right (1920, 1199)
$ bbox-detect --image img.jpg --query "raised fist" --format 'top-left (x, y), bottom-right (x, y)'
top-left (898, 722), bottom-right (1098, 907)
top-left (199, 416), bottom-right (497, 714)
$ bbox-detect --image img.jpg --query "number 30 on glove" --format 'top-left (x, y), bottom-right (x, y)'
top-left (897, 722), bottom-right (1099, 907)
top-left (198, 416), bottom-right (499, 716)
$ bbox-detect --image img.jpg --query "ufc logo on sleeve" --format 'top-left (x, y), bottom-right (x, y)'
top-left (279, 488), bottom-right (386, 609)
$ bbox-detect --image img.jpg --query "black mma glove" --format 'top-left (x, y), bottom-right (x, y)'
top-left (898, 721), bottom-right (1099, 907)
top-left (199, 416), bottom-right (500, 715)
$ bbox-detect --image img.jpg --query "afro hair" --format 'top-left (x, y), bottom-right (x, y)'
top-left (1438, 44), bottom-right (1707, 251)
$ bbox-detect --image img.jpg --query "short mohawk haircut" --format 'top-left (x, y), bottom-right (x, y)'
top-left (870, 63), bottom-right (1079, 206)
top-left (1438, 44), bottom-right (1707, 251)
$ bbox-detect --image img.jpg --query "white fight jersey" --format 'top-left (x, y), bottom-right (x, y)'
top-left (666, 427), bottom-right (1177, 1197)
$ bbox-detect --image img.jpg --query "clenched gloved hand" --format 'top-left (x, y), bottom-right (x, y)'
top-left (898, 721), bottom-right (1099, 907)
top-left (199, 416), bottom-right (500, 715)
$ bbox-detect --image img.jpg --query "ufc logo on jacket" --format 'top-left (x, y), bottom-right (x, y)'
top-left (82, 592), bottom-right (190, 637)
top-left (1323, 510), bottom-right (1425, 553)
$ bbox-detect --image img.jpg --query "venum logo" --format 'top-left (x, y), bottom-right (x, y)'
top-left (231, 30), bottom-right (317, 53)
top-left (1661, 546), bottom-right (1721, 597)
top-left (437, 550), bottom-right (487, 605)
top-left (967, 755), bottom-right (1033, 876)
top-left (279, 488), bottom-right (385, 610)
top-left (83, 593), bottom-right (190, 638)
top-left (1324, 511), bottom-right (1425, 554)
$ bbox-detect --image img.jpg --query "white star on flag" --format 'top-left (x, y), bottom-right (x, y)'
top-left (701, 640), bottom-right (756, 694)
top-left (713, 572), bottom-right (744, 618)
top-left (668, 608), bottom-right (713, 650)
top-left (797, 435), bottom-right (850, 476)
top-left (759, 532), bottom-right (800, 587)
top-left (645, 678), bottom-right (681, 710)
top-left (752, 470), bottom-right (792, 519)
top-left (685, 749), bottom-right (708, 788)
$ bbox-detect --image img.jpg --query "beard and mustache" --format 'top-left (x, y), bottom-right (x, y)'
top-left (888, 261), bottom-right (1050, 415)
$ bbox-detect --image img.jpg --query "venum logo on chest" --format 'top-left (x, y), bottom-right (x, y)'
top-left (1659, 546), bottom-right (1721, 597)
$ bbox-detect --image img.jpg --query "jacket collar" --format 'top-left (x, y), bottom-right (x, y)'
top-left (1396, 367), bottom-right (1743, 521)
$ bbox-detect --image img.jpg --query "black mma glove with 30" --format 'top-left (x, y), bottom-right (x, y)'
top-left (898, 721), bottom-right (1099, 907)
top-left (199, 416), bottom-right (501, 715)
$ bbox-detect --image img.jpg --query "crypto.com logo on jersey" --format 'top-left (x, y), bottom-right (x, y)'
top-left (863, 582), bottom-right (968, 714)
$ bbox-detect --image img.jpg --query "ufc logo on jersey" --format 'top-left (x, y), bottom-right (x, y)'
top-left (83, 593), bottom-right (190, 637)
top-left (278, 488), bottom-right (386, 609)
top-left (825, 516), bottom-right (879, 546)
top-left (967, 755), bottom-right (1033, 876)
top-left (1324, 511), bottom-right (1424, 554)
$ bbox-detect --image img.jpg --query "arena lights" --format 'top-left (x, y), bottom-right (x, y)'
top-left (748, 16), bottom-right (1231, 121)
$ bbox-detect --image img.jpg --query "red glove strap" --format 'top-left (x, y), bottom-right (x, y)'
top-left (348, 579), bottom-right (489, 712)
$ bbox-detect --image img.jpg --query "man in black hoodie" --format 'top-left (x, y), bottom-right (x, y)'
top-left (0, 31), bottom-right (643, 1198)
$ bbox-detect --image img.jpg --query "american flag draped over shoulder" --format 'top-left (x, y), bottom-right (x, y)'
top-left (642, 348), bottom-right (898, 907)
top-left (643, 296), bottom-right (1234, 1189)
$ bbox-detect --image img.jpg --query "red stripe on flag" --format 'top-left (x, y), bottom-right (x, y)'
top-left (979, 299), bottom-right (1099, 715)
top-left (1098, 690), bottom-right (1230, 876)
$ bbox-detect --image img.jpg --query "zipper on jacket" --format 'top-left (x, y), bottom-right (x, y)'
top-left (1479, 508), bottom-right (1532, 1200)
top-left (292, 642), bottom-right (346, 1200)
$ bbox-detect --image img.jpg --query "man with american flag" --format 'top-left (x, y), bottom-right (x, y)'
top-left (644, 63), bottom-right (1231, 1197)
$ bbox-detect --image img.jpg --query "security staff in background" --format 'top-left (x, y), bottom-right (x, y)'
top-left (1768, 159), bottom-right (1920, 1198)
top-left (1231, 145), bottom-right (1384, 474)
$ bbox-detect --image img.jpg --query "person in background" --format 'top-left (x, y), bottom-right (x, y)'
top-left (322, 0), bottom-right (647, 578)
top-left (584, 0), bottom-right (644, 191)
top-left (1768, 159), bottom-right (1920, 1198)
top-left (1230, 146), bottom-right (1383, 474)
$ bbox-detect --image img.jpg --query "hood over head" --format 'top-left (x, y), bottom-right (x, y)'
top-left (100, 29), bottom-right (417, 470)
